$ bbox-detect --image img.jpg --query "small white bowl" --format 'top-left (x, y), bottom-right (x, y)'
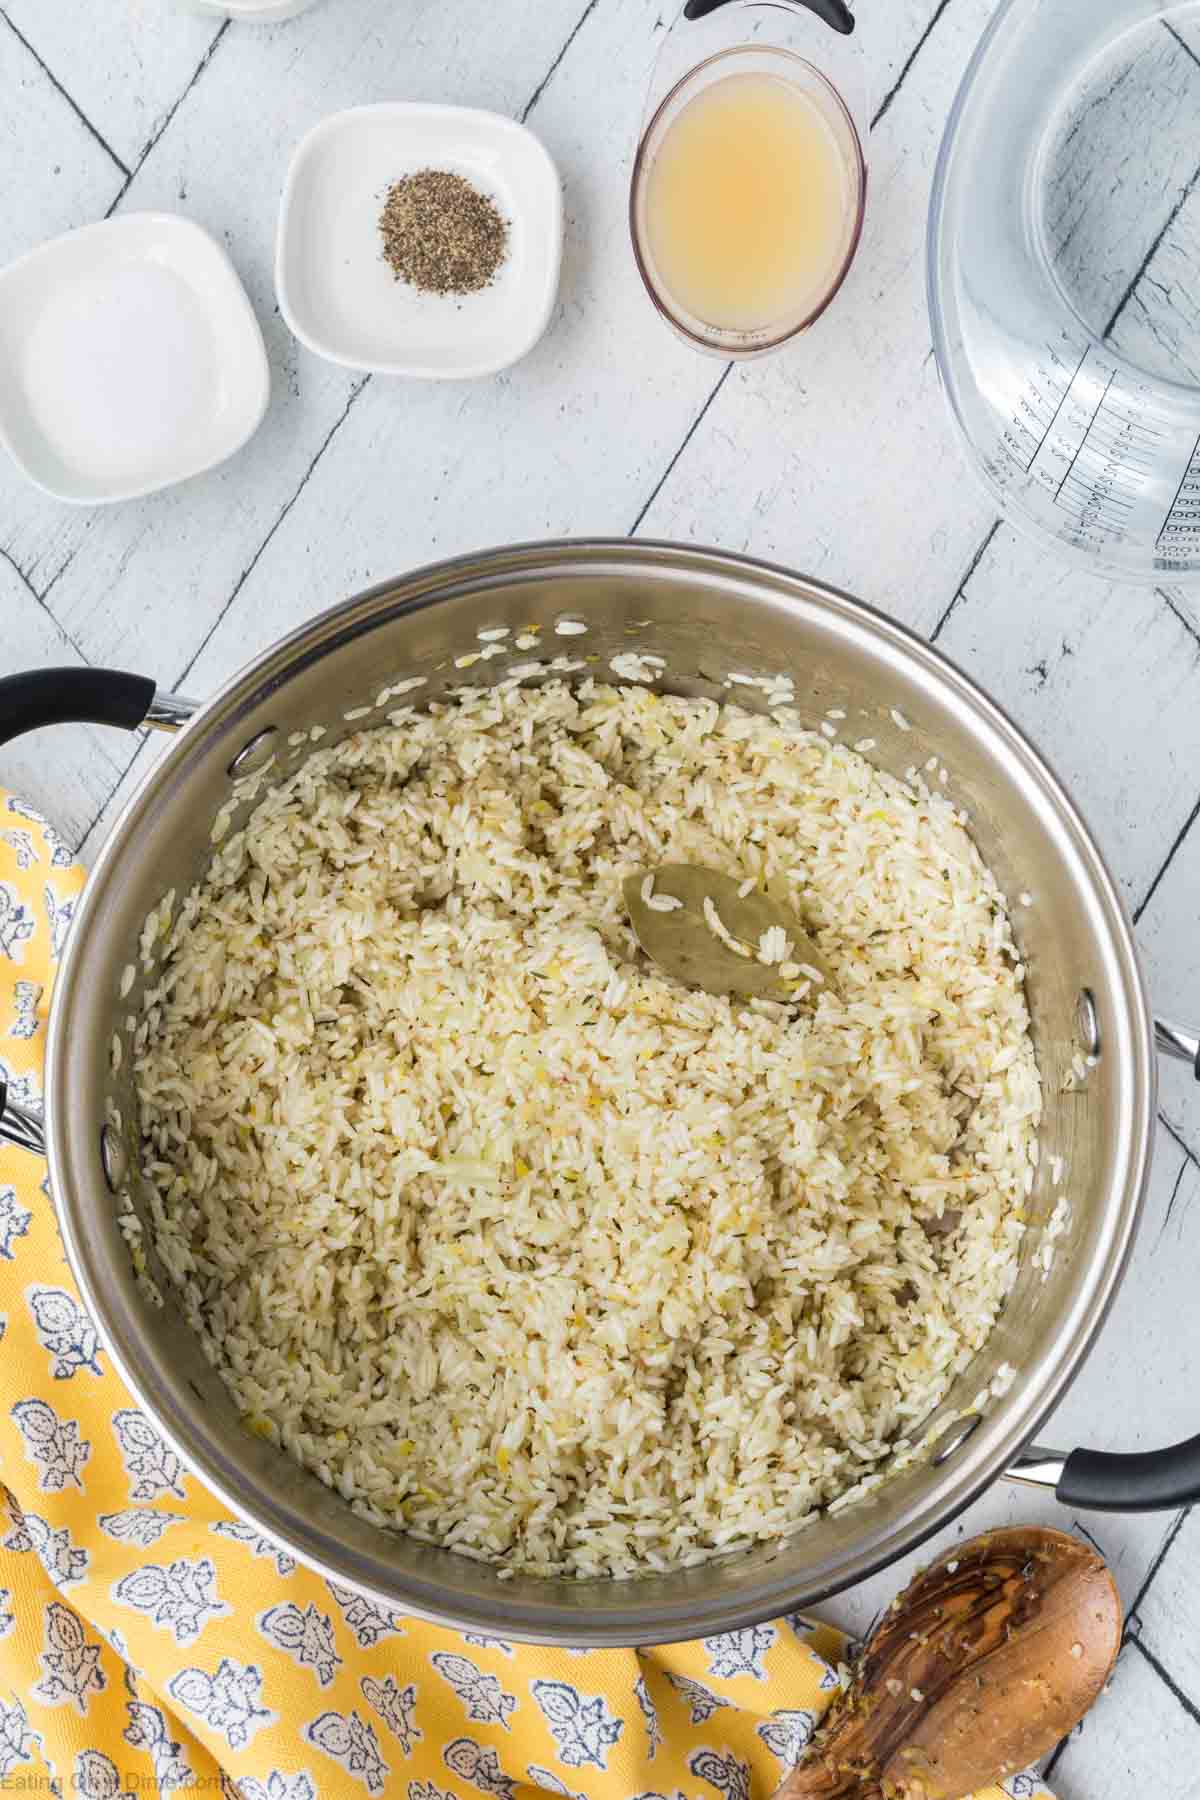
top-left (0, 212), bottom-right (269, 505)
top-left (171, 0), bottom-right (324, 18)
top-left (277, 103), bottom-right (563, 379)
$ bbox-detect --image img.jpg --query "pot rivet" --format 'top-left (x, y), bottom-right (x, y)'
top-left (1076, 989), bottom-right (1101, 1060)
top-left (100, 1125), bottom-right (128, 1194)
top-left (227, 727), bottom-right (278, 780)
top-left (931, 1412), bottom-right (982, 1467)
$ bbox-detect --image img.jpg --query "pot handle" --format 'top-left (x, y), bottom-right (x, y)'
top-left (0, 667), bottom-right (197, 750)
top-left (1156, 1016), bottom-right (1200, 1078)
top-left (683, 0), bottom-right (855, 33)
top-left (1006, 1015), bottom-right (1200, 1511)
top-left (1008, 1441), bottom-right (1200, 1513)
top-left (0, 1073), bottom-right (46, 1158)
top-left (0, 669), bottom-right (196, 1156)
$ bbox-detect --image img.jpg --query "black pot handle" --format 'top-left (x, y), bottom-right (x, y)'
top-left (0, 667), bottom-right (194, 1157)
top-left (0, 670), bottom-right (155, 1168)
top-left (1156, 1017), bottom-right (1200, 1079)
top-left (684, 0), bottom-right (855, 32)
top-left (0, 667), bottom-right (159, 751)
top-left (1057, 1440), bottom-right (1200, 1513)
top-left (1006, 1015), bottom-right (1200, 1511)
top-left (0, 1071), bottom-right (46, 1157)
top-left (1010, 1437), bottom-right (1200, 1513)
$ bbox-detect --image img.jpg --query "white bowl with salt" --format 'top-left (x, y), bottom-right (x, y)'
top-left (0, 213), bottom-right (270, 505)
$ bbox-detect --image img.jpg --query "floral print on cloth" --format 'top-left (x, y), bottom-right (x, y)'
top-left (0, 796), bottom-right (1057, 1800)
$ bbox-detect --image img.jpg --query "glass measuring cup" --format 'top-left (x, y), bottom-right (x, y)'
top-left (929, 0), bottom-right (1200, 585)
top-left (630, 0), bottom-right (868, 357)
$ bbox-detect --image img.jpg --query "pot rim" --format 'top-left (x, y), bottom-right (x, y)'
top-left (45, 538), bottom-right (1156, 1642)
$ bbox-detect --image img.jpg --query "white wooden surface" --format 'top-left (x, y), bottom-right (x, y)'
top-left (2, 1), bottom-right (1200, 1786)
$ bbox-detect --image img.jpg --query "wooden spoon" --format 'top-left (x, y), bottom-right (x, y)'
top-left (623, 864), bottom-right (837, 1001)
top-left (777, 1527), bottom-right (1121, 1800)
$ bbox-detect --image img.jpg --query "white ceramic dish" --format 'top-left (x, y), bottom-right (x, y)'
top-left (0, 213), bottom-right (270, 505)
top-left (171, 0), bottom-right (324, 18)
top-left (276, 103), bottom-right (563, 378)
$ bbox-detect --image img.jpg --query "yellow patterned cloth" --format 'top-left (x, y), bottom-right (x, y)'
top-left (0, 794), bottom-right (1054, 1800)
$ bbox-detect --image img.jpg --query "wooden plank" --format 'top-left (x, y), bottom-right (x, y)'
top-left (0, 0), bottom-right (222, 172)
top-left (0, 17), bottom-right (126, 267)
top-left (1051, 1639), bottom-right (1200, 1800)
top-left (1133, 789), bottom-right (1200, 1166)
top-left (1167, 14), bottom-right (1200, 69)
top-left (1137, 1508), bottom-right (1200, 1707)
top-left (937, 531), bottom-right (1200, 904)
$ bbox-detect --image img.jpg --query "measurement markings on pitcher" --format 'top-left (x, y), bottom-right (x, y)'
top-left (1005, 344), bottom-right (1171, 546)
top-left (999, 339), bottom-right (1089, 475)
top-left (1052, 368), bottom-right (1118, 506)
top-left (1023, 344), bottom-right (1114, 501)
top-left (1157, 429), bottom-right (1200, 562)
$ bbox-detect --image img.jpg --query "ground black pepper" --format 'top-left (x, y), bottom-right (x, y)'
top-left (378, 169), bottom-right (509, 297)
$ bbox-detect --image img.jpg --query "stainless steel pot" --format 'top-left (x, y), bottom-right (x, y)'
top-left (3, 539), bottom-right (1198, 1646)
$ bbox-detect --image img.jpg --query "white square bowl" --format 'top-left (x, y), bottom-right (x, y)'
top-left (0, 212), bottom-right (270, 505)
top-left (276, 103), bottom-right (563, 378)
top-left (174, 0), bottom-right (323, 16)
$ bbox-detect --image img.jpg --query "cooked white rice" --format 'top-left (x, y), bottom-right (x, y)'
top-left (131, 679), bottom-right (1040, 1577)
